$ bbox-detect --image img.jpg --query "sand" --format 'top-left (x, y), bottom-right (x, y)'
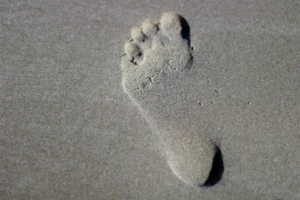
top-left (1, 0), bottom-right (300, 199)
top-left (121, 12), bottom-right (220, 186)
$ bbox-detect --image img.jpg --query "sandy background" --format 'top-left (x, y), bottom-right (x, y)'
top-left (1, 0), bottom-right (300, 199)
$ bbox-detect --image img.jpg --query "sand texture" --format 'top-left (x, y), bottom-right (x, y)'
top-left (121, 12), bottom-right (222, 187)
top-left (1, 0), bottom-right (300, 199)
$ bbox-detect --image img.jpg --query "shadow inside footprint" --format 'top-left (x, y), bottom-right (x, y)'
top-left (178, 15), bottom-right (191, 45)
top-left (201, 146), bottom-right (224, 187)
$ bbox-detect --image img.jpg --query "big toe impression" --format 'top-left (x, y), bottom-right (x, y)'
top-left (160, 12), bottom-right (185, 40)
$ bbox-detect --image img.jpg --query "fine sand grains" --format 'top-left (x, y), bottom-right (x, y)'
top-left (120, 12), bottom-right (222, 187)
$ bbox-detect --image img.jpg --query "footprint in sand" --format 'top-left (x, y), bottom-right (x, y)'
top-left (121, 12), bottom-right (223, 187)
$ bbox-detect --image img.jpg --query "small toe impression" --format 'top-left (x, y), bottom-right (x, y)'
top-left (142, 21), bottom-right (158, 37)
top-left (160, 12), bottom-right (190, 42)
top-left (131, 26), bottom-right (147, 43)
top-left (124, 41), bottom-right (143, 65)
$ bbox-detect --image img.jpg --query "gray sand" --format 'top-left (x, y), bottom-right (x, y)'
top-left (1, 0), bottom-right (300, 199)
top-left (122, 12), bottom-right (218, 186)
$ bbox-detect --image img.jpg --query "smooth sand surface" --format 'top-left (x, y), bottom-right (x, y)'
top-left (1, 0), bottom-right (300, 199)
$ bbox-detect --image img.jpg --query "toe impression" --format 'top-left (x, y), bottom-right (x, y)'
top-left (160, 12), bottom-right (183, 40)
top-left (124, 41), bottom-right (143, 64)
